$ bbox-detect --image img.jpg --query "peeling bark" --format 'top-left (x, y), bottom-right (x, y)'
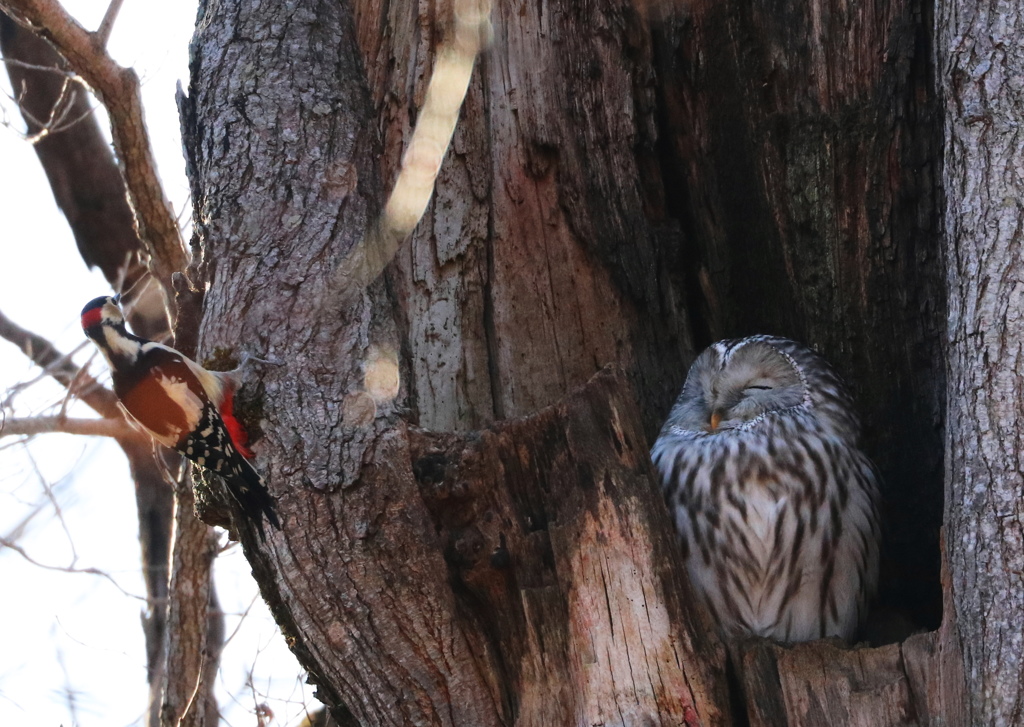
top-left (408, 367), bottom-right (728, 725)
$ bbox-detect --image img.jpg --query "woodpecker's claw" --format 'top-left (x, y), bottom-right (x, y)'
top-left (237, 352), bottom-right (284, 370)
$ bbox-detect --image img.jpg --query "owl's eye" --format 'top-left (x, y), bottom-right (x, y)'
top-left (744, 385), bottom-right (772, 392)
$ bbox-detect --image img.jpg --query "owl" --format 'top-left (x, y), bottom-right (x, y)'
top-left (651, 335), bottom-right (880, 642)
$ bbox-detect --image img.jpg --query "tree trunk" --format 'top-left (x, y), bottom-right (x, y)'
top-left (180, 0), bottom-right (726, 723)
top-left (938, 1), bottom-right (1024, 724)
top-left (176, 0), bottom-right (970, 723)
top-left (406, 368), bottom-right (728, 724)
top-left (358, 0), bottom-right (693, 438)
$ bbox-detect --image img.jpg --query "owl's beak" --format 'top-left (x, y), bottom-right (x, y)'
top-left (708, 410), bottom-right (723, 432)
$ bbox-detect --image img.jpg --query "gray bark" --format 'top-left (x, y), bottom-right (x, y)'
top-left (179, 0), bottom-right (727, 724)
top-left (939, 1), bottom-right (1024, 724)
top-left (179, 0), bottom-right (494, 722)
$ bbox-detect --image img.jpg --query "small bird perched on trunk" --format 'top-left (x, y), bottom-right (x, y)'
top-left (81, 295), bottom-right (280, 539)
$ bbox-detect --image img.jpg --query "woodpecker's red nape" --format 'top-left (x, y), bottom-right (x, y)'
top-left (81, 295), bottom-right (117, 330)
top-left (81, 306), bottom-right (104, 329)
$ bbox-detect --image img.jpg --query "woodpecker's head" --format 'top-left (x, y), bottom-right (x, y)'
top-left (81, 295), bottom-right (124, 339)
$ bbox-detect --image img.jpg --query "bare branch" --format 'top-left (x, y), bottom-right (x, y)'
top-left (0, 307), bottom-right (119, 417)
top-left (94, 0), bottom-right (123, 47)
top-left (0, 533), bottom-right (146, 600)
top-left (55, 649), bottom-right (80, 726)
top-left (1, 339), bottom-right (87, 408)
top-left (0, 16), bottom-right (172, 339)
top-left (1, 72), bottom-right (98, 143)
top-left (1, 55), bottom-right (81, 74)
top-left (23, 444), bottom-right (79, 560)
top-left (0, 414), bottom-right (145, 439)
top-left (161, 498), bottom-right (222, 726)
top-left (1, 60), bottom-right (100, 145)
top-left (0, 0), bottom-right (188, 291)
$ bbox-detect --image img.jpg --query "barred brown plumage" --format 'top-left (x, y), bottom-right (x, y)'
top-left (651, 336), bottom-right (880, 642)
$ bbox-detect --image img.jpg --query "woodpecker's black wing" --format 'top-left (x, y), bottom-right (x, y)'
top-left (179, 404), bottom-right (281, 540)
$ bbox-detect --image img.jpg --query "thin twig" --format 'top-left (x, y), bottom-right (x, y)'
top-left (1, 495), bottom-right (48, 545)
top-left (26, 97), bottom-right (100, 144)
top-left (2, 339), bottom-right (92, 409)
top-left (94, 0), bottom-right (124, 47)
top-left (1, 73), bottom-right (97, 144)
top-left (0, 414), bottom-right (144, 439)
top-left (0, 534), bottom-right (146, 601)
top-left (24, 445), bottom-right (78, 562)
top-left (221, 595), bottom-right (259, 649)
top-left (1, 56), bottom-right (82, 75)
top-left (176, 650), bottom-right (208, 727)
top-left (55, 648), bottom-right (80, 727)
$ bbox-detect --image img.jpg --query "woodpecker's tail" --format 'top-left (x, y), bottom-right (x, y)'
top-left (228, 456), bottom-right (281, 540)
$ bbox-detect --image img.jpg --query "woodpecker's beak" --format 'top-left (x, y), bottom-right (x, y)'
top-left (112, 293), bottom-right (121, 305)
top-left (708, 410), bottom-right (723, 432)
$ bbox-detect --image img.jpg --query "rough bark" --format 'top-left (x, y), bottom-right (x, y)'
top-left (352, 0), bottom-right (954, 711)
top-left (938, 1), bottom-right (1024, 724)
top-left (171, 0), bottom-right (979, 722)
top-left (180, 0), bottom-right (728, 723)
top-left (408, 368), bottom-right (728, 725)
top-left (356, 0), bottom-right (694, 436)
top-left (3, 0), bottom-right (978, 721)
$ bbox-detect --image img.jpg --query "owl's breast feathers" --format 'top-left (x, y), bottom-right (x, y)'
top-left (652, 407), bottom-right (879, 642)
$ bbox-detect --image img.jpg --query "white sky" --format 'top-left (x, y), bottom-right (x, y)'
top-left (0, 3), bottom-right (315, 725)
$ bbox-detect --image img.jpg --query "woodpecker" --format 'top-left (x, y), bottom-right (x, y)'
top-left (81, 295), bottom-right (280, 539)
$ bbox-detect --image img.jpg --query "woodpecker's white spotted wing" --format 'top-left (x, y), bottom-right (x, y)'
top-left (178, 404), bottom-right (281, 540)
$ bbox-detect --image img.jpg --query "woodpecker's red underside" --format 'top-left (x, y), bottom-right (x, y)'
top-left (219, 389), bottom-right (254, 459)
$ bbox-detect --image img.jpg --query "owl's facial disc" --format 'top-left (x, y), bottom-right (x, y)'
top-left (704, 342), bottom-right (805, 432)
